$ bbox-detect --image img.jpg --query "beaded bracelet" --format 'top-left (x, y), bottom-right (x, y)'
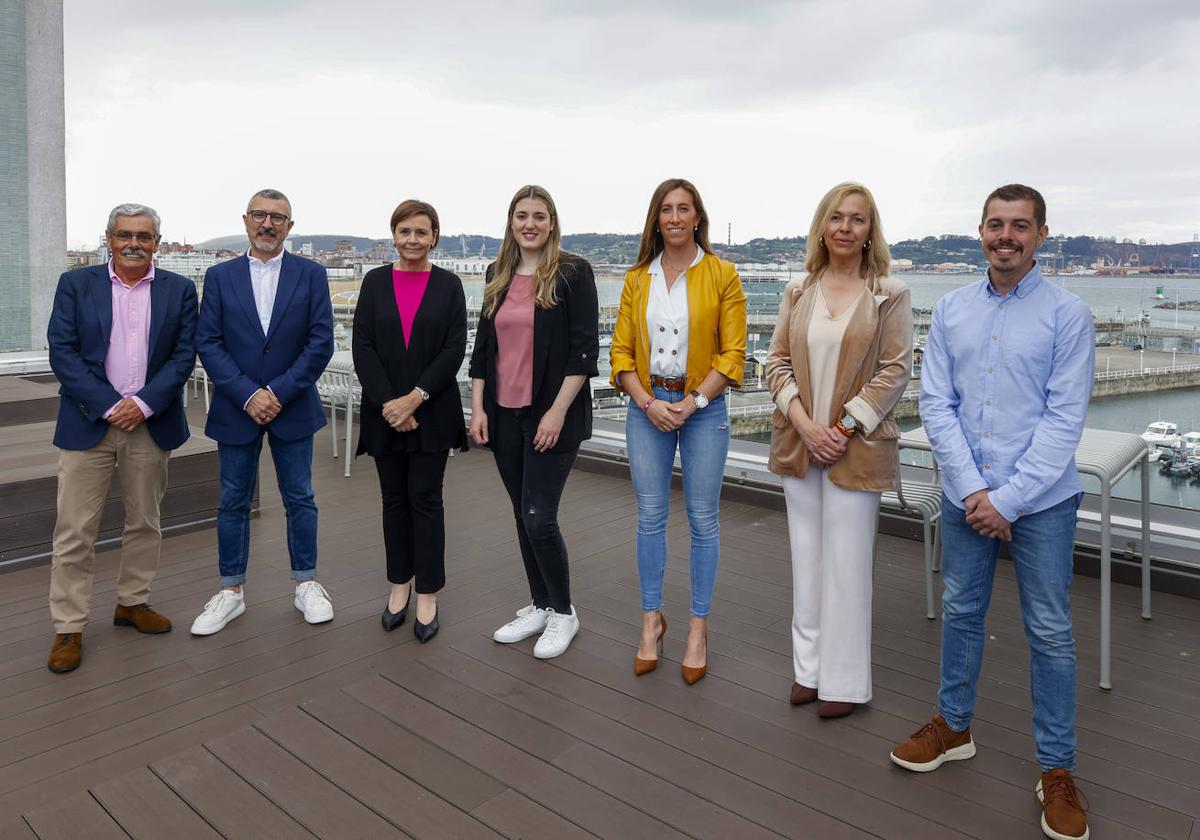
top-left (642, 396), bottom-right (657, 412)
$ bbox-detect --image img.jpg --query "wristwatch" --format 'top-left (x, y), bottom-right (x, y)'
top-left (835, 414), bottom-right (858, 438)
top-left (415, 386), bottom-right (430, 401)
top-left (690, 390), bottom-right (709, 410)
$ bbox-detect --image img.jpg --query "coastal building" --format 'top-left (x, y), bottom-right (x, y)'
top-left (0, 0), bottom-right (65, 352)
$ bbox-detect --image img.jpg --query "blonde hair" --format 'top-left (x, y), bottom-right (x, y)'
top-left (805, 182), bottom-right (891, 279)
top-left (483, 185), bottom-right (565, 317)
top-left (632, 178), bottom-right (713, 269)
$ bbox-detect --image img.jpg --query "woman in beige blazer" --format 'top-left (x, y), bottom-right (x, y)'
top-left (766, 182), bottom-right (912, 718)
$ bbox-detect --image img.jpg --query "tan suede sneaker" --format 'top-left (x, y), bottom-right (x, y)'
top-left (889, 713), bottom-right (976, 771)
top-left (1037, 769), bottom-right (1089, 840)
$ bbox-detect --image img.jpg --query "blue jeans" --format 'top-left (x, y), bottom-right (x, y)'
top-left (938, 492), bottom-right (1081, 771)
top-left (625, 387), bottom-right (729, 617)
top-left (217, 431), bottom-right (318, 587)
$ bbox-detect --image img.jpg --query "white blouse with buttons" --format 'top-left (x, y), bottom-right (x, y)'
top-left (645, 245), bottom-right (702, 377)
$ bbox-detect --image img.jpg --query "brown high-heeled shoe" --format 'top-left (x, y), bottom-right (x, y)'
top-left (634, 613), bottom-right (667, 676)
top-left (681, 629), bottom-right (707, 685)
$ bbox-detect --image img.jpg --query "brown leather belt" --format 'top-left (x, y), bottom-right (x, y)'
top-left (649, 375), bottom-right (687, 392)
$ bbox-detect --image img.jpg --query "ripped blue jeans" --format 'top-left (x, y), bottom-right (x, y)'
top-left (626, 387), bottom-right (730, 617)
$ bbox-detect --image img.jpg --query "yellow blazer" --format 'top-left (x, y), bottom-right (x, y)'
top-left (610, 252), bottom-right (747, 395)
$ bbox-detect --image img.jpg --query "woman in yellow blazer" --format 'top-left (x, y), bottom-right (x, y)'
top-left (610, 178), bottom-right (746, 684)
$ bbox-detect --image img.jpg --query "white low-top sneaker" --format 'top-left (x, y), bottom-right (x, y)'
top-left (493, 604), bottom-right (548, 643)
top-left (295, 581), bottom-right (334, 624)
top-left (190, 589), bottom-right (245, 636)
top-left (533, 606), bottom-right (579, 659)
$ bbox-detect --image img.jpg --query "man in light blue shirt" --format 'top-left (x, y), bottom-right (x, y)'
top-left (890, 185), bottom-right (1093, 840)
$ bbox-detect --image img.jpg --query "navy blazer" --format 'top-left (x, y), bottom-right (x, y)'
top-left (47, 264), bottom-right (198, 452)
top-left (196, 251), bottom-right (334, 445)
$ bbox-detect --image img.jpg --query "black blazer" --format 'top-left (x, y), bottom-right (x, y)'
top-left (468, 255), bottom-right (599, 452)
top-left (353, 264), bottom-right (468, 456)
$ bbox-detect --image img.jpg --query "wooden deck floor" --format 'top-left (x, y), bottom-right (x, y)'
top-left (1, 421), bottom-right (1198, 838)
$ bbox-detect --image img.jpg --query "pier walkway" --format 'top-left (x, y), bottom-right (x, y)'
top-left (1, 407), bottom-right (1198, 838)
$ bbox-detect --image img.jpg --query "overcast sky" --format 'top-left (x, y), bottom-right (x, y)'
top-left (63, 0), bottom-right (1200, 249)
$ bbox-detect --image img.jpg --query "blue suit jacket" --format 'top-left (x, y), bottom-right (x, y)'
top-left (196, 251), bottom-right (334, 445)
top-left (47, 265), bottom-right (198, 452)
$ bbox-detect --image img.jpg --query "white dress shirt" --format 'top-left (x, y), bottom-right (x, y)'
top-left (247, 247), bottom-right (284, 335)
top-left (646, 244), bottom-right (702, 377)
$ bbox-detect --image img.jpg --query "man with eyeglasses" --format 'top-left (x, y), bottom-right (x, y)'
top-left (45, 203), bottom-right (198, 673)
top-left (191, 189), bottom-right (335, 635)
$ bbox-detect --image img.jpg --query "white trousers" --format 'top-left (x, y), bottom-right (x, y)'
top-left (782, 469), bottom-right (880, 703)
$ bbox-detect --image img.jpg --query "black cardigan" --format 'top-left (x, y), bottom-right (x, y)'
top-left (353, 264), bottom-right (468, 456)
top-left (468, 256), bottom-right (600, 452)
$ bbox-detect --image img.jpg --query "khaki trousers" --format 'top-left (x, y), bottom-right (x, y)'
top-left (49, 424), bottom-right (170, 633)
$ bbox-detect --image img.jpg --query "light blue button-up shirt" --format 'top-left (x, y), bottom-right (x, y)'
top-left (919, 264), bottom-right (1095, 522)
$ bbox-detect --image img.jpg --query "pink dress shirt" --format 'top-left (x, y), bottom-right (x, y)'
top-left (103, 260), bottom-right (155, 419)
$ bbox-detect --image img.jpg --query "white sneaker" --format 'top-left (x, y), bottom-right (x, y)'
top-left (190, 589), bottom-right (245, 636)
top-left (295, 581), bottom-right (334, 624)
top-left (533, 607), bottom-right (579, 659)
top-left (492, 604), bottom-right (548, 643)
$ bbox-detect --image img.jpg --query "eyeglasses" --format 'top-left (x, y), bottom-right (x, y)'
top-left (247, 210), bottom-right (291, 224)
top-left (110, 231), bottom-right (158, 244)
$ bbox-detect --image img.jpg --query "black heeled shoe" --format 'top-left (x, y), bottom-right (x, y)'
top-left (381, 588), bottom-right (411, 632)
top-left (413, 609), bottom-right (439, 643)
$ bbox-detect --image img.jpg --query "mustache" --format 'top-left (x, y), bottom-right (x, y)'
top-left (992, 240), bottom-right (1021, 250)
top-left (120, 247), bottom-right (147, 258)
top-left (255, 227), bottom-right (279, 237)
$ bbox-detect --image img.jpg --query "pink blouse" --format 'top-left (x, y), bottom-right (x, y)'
top-left (392, 269), bottom-right (431, 348)
top-left (494, 274), bottom-right (535, 408)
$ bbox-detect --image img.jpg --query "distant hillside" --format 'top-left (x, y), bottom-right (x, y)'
top-left (193, 231), bottom-right (1200, 271)
top-left (194, 234), bottom-right (387, 252)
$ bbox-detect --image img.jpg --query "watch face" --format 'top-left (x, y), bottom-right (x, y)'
top-left (842, 415), bottom-right (857, 430)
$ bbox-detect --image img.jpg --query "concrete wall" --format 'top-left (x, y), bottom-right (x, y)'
top-left (24, 0), bottom-right (64, 351)
top-left (0, 0), bottom-right (63, 352)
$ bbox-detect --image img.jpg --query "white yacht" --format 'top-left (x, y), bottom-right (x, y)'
top-left (1141, 421), bottom-right (1182, 448)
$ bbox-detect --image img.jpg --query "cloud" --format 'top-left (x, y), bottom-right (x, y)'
top-left (61, 0), bottom-right (1200, 246)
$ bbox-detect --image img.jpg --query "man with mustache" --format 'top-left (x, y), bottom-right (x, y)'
top-left (890, 185), bottom-right (1094, 840)
top-left (191, 189), bottom-right (335, 635)
top-left (45, 204), bottom-right (198, 673)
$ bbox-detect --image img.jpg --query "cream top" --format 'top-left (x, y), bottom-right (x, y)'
top-left (806, 283), bottom-right (859, 426)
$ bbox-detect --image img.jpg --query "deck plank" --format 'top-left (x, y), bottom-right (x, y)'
top-left (0, 399), bottom-right (1195, 839)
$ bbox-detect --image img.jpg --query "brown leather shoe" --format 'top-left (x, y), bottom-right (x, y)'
top-left (114, 603), bottom-right (173, 634)
top-left (889, 713), bottom-right (976, 771)
top-left (789, 682), bottom-right (818, 705)
top-left (1037, 769), bottom-right (1089, 839)
top-left (818, 701), bottom-right (858, 719)
top-left (48, 633), bottom-right (82, 673)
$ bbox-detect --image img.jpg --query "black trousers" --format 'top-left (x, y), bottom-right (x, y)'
top-left (491, 407), bottom-right (577, 613)
top-left (373, 449), bottom-right (450, 593)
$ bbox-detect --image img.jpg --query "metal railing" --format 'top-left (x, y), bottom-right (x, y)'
top-left (1093, 362), bottom-right (1200, 381)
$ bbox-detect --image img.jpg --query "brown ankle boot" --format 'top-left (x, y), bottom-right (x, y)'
top-left (48, 633), bottom-right (82, 673)
top-left (789, 682), bottom-right (818, 705)
top-left (114, 603), bottom-right (173, 634)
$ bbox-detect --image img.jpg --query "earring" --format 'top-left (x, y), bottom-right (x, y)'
top-left (864, 239), bottom-right (871, 249)
top-left (693, 226), bottom-right (698, 231)
top-left (819, 236), bottom-right (825, 247)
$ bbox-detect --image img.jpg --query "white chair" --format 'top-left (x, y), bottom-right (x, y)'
top-left (878, 460), bottom-right (943, 620)
top-left (317, 367), bottom-right (359, 477)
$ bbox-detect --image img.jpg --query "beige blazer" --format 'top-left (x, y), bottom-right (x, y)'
top-left (765, 272), bottom-right (913, 492)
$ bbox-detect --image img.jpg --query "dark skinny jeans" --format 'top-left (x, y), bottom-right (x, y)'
top-left (491, 407), bottom-right (577, 614)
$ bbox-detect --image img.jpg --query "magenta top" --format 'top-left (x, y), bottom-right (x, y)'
top-left (392, 269), bottom-right (431, 348)
top-left (494, 273), bottom-right (535, 408)
top-left (103, 259), bottom-right (155, 419)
